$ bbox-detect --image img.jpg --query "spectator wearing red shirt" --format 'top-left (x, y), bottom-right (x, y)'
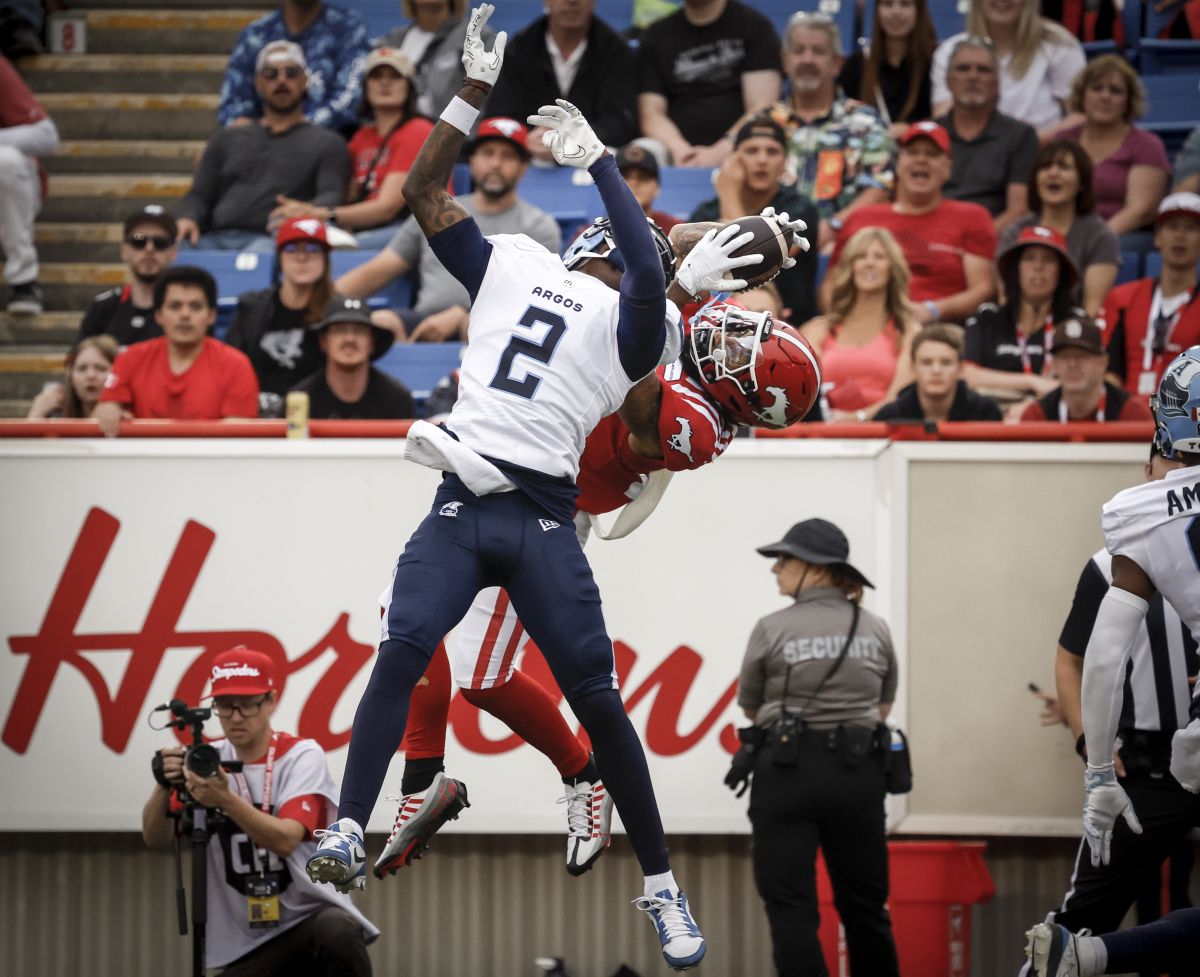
top-left (96, 267), bottom-right (260, 437)
top-left (827, 121), bottom-right (997, 324)
top-left (275, 47), bottom-right (436, 250)
top-left (0, 54), bottom-right (59, 315)
top-left (1020, 312), bottom-right (1152, 423)
top-left (1102, 192), bottom-right (1200, 400)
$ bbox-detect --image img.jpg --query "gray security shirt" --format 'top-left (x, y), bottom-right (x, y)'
top-left (738, 586), bottom-right (897, 731)
top-left (387, 195), bottom-right (562, 318)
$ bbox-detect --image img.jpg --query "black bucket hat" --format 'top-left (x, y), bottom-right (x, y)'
top-left (311, 296), bottom-right (395, 361)
top-left (756, 518), bottom-right (873, 589)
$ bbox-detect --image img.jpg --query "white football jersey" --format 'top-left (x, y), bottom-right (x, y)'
top-left (447, 234), bottom-right (681, 480)
top-left (1102, 465), bottom-right (1200, 644)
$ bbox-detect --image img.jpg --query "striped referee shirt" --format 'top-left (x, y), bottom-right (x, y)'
top-left (1060, 549), bottom-right (1199, 732)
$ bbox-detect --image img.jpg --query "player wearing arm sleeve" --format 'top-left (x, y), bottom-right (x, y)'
top-left (1081, 348), bottom-right (1200, 868)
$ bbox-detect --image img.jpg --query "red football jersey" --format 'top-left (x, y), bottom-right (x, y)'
top-left (576, 364), bottom-right (735, 515)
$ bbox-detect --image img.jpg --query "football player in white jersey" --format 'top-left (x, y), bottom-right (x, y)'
top-left (306, 7), bottom-right (778, 969)
top-left (1025, 346), bottom-right (1200, 976)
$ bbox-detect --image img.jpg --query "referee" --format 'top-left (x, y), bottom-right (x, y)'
top-left (1027, 445), bottom-right (1200, 974)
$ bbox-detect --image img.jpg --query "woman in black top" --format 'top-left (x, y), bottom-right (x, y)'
top-left (225, 218), bottom-right (331, 401)
top-left (964, 223), bottom-right (1083, 414)
top-left (839, 0), bottom-right (937, 133)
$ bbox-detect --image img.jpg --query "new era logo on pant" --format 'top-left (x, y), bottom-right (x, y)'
top-left (539, 519), bottom-right (560, 532)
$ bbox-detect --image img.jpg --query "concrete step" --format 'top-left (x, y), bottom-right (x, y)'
top-left (21, 54), bottom-right (227, 94)
top-left (37, 92), bottom-right (218, 140)
top-left (0, 312), bottom-right (81, 346)
top-left (82, 9), bottom-right (262, 55)
top-left (0, 399), bottom-right (34, 419)
top-left (45, 140), bottom-right (205, 175)
top-left (41, 174), bottom-right (189, 223)
top-left (37, 262), bottom-right (127, 312)
top-left (35, 223), bottom-right (126, 263)
top-left (0, 350), bottom-right (69, 402)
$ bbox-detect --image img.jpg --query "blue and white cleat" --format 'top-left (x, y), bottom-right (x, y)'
top-left (307, 817), bottom-right (367, 893)
top-left (633, 888), bottom-right (707, 971)
top-left (1025, 922), bottom-right (1083, 977)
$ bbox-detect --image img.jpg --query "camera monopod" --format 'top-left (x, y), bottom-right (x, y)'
top-left (151, 699), bottom-right (242, 977)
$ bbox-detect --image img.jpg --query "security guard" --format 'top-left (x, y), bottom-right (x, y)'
top-left (728, 518), bottom-right (900, 977)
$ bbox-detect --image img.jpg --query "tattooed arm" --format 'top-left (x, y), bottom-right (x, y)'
top-left (402, 82), bottom-right (490, 239)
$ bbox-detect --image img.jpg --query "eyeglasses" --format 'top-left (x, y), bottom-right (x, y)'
top-left (127, 232), bottom-right (173, 251)
top-left (280, 241), bottom-right (325, 254)
top-left (212, 695), bottom-right (270, 718)
top-left (261, 65), bottom-right (304, 80)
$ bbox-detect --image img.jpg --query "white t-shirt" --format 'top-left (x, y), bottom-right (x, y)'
top-left (203, 735), bottom-right (378, 969)
top-left (448, 233), bottom-right (681, 479)
top-left (1102, 465), bottom-right (1200, 646)
top-left (932, 28), bottom-right (1086, 131)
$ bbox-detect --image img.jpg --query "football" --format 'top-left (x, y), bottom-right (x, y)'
top-left (724, 214), bottom-right (799, 292)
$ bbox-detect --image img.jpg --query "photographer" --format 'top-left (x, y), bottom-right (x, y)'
top-left (729, 518), bottom-right (900, 977)
top-left (143, 648), bottom-right (378, 976)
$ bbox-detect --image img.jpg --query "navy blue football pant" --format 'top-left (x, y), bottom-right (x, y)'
top-left (1101, 907), bottom-right (1200, 973)
top-left (338, 475), bottom-right (670, 874)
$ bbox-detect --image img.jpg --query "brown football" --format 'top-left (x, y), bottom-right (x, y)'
top-left (724, 214), bottom-right (798, 292)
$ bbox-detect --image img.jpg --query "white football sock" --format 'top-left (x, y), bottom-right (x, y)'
top-left (644, 871), bottom-right (678, 898)
top-left (1075, 933), bottom-right (1106, 976)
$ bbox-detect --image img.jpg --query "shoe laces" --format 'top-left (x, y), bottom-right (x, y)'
top-left (383, 790), bottom-right (425, 843)
top-left (314, 827), bottom-right (353, 846)
top-left (633, 892), bottom-right (697, 940)
top-left (557, 782), bottom-right (594, 838)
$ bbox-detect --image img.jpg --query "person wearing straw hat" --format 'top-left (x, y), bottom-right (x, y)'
top-left (730, 517), bottom-right (900, 977)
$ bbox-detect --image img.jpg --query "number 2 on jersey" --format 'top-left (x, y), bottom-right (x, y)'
top-left (1187, 516), bottom-right (1200, 571)
top-left (489, 305), bottom-right (567, 400)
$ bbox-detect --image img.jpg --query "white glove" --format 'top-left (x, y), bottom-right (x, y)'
top-left (527, 99), bottom-right (605, 169)
top-left (462, 4), bottom-right (506, 87)
top-left (674, 223), bottom-right (763, 296)
top-left (759, 206), bottom-right (811, 269)
top-left (1082, 765), bottom-right (1142, 867)
top-left (1170, 718), bottom-right (1200, 793)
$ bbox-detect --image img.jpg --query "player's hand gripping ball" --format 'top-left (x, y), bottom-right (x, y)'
top-left (723, 211), bottom-right (808, 291)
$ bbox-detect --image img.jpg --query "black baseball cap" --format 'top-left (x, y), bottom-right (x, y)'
top-left (756, 518), bottom-right (873, 588)
top-left (123, 204), bottom-right (177, 240)
top-left (312, 296), bottom-right (395, 360)
top-left (615, 142), bottom-right (660, 180)
top-left (734, 118), bottom-right (788, 150)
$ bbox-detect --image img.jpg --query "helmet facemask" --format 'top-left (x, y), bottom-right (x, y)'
top-left (689, 305), bottom-right (773, 400)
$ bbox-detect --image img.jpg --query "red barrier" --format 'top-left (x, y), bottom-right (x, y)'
top-left (816, 841), bottom-right (994, 977)
top-left (0, 418), bottom-right (1151, 442)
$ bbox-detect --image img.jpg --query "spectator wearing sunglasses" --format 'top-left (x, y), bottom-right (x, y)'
top-left (225, 218), bottom-right (330, 399)
top-left (177, 41), bottom-right (349, 253)
top-left (218, 0), bottom-right (369, 131)
top-left (77, 206), bottom-right (179, 347)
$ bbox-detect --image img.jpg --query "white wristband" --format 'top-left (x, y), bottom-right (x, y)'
top-left (440, 96), bottom-right (479, 136)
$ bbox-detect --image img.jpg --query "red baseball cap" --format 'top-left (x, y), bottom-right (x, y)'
top-left (207, 648), bottom-right (277, 698)
top-left (997, 224), bottom-right (1079, 288)
top-left (276, 216), bottom-right (329, 251)
top-left (898, 121), bottom-right (951, 155)
top-left (1156, 191), bottom-right (1200, 227)
top-left (466, 117), bottom-right (530, 160)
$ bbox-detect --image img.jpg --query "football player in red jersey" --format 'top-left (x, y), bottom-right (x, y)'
top-left (374, 291), bottom-right (821, 881)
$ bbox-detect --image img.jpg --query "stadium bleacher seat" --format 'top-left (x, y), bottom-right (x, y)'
top-left (766, 0), bottom-right (857, 50)
top-left (329, 249), bottom-right (415, 310)
top-left (928, 0), bottom-right (968, 43)
top-left (1139, 0), bottom-right (1200, 73)
top-left (1117, 250), bottom-right (1141, 284)
top-left (1144, 250), bottom-right (1163, 280)
top-left (1140, 73), bottom-right (1200, 154)
top-left (517, 167), bottom-right (600, 237)
top-left (656, 167), bottom-right (716, 220)
top-left (375, 342), bottom-right (464, 412)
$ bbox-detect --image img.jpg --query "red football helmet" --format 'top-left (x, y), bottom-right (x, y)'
top-left (686, 301), bottom-right (821, 428)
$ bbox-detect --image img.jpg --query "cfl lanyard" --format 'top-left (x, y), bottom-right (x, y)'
top-left (1017, 316), bottom-right (1055, 374)
top-left (1142, 283), bottom-right (1196, 374)
top-left (1059, 390), bottom-right (1106, 423)
top-left (233, 733), bottom-right (278, 877)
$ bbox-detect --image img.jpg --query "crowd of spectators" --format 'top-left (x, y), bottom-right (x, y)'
top-left (6, 0), bottom-right (1200, 435)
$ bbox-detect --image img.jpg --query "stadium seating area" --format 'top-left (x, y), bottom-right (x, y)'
top-left (1, 0), bottom-right (1198, 420)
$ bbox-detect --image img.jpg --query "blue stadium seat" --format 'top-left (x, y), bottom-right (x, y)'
top-left (375, 342), bottom-right (465, 407)
top-left (1140, 73), bottom-right (1200, 154)
top-left (516, 167), bottom-right (599, 238)
top-left (928, 0), bottom-right (968, 43)
top-left (655, 167), bottom-right (716, 220)
top-left (1117, 250), bottom-right (1141, 284)
top-left (1144, 250), bottom-right (1163, 280)
top-left (452, 163), bottom-right (472, 196)
top-left (359, 0), bottom-right (401, 41)
top-left (1139, 0), bottom-right (1200, 72)
top-left (330, 249), bottom-right (415, 310)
